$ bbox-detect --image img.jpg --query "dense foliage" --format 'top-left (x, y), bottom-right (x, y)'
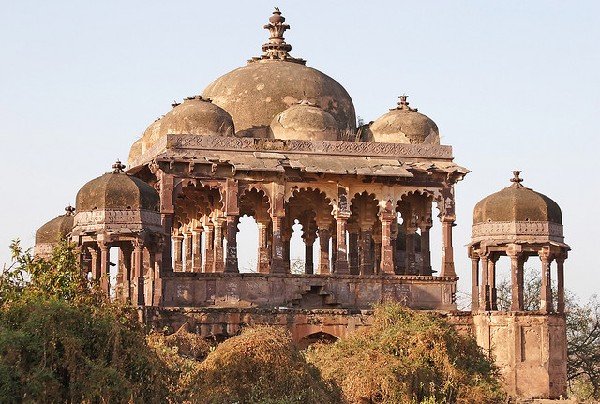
top-left (0, 239), bottom-right (172, 403)
top-left (307, 303), bottom-right (505, 404)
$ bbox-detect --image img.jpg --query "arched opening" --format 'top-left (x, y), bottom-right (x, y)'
top-left (297, 332), bottom-right (338, 350)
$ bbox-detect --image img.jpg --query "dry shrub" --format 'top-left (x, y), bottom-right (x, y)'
top-left (307, 302), bottom-right (506, 404)
top-left (190, 325), bottom-right (342, 404)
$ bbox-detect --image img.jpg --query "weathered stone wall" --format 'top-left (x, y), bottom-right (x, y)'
top-left (160, 273), bottom-right (457, 310)
top-left (472, 312), bottom-right (567, 399)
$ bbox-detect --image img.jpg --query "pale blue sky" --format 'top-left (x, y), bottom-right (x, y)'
top-left (1, 1), bottom-right (598, 301)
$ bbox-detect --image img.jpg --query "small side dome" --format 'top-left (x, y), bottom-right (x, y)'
top-left (371, 95), bottom-right (439, 144)
top-left (473, 172), bottom-right (562, 225)
top-left (76, 160), bottom-right (159, 213)
top-left (270, 101), bottom-right (339, 141)
top-left (35, 206), bottom-right (75, 258)
top-left (141, 118), bottom-right (162, 153)
top-left (157, 96), bottom-right (234, 138)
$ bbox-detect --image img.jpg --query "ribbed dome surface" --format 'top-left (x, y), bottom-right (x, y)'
top-left (202, 60), bottom-right (356, 137)
top-left (36, 211), bottom-right (75, 244)
top-left (371, 97), bottom-right (439, 144)
top-left (270, 102), bottom-right (339, 141)
top-left (76, 167), bottom-right (159, 212)
top-left (473, 180), bottom-right (562, 225)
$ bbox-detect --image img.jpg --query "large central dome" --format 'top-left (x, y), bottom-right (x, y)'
top-left (201, 9), bottom-right (356, 138)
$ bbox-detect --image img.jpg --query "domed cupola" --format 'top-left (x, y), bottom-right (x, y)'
top-left (472, 171), bottom-right (563, 243)
top-left (201, 8), bottom-right (356, 138)
top-left (72, 160), bottom-right (162, 238)
top-left (157, 96), bottom-right (234, 138)
top-left (270, 100), bottom-right (339, 141)
top-left (370, 95), bottom-right (440, 144)
top-left (34, 206), bottom-right (75, 259)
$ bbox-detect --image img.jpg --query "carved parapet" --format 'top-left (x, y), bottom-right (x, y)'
top-left (72, 209), bottom-right (162, 235)
top-left (472, 221), bottom-right (564, 243)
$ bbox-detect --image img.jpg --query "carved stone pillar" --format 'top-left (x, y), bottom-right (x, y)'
top-left (152, 240), bottom-right (164, 306)
top-left (507, 245), bottom-right (524, 311)
top-left (419, 225), bottom-right (432, 276)
top-left (480, 253), bottom-right (490, 311)
top-left (118, 245), bottom-right (133, 303)
top-left (158, 171), bottom-right (175, 273)
top-left (317, 225), bottom-right (330, 275)
top-left (359, 227), bottom-right (373, 275)
top-left (192, 229), bottom-right (203, 272)
top-left (556, 256), bottom-right (565, 313)
top-left (390, 220), bottom-right (399, 275)
top-left (539, 249), bottom-right (554, 313)
top-left (213, 217), bottom-right (225, 273)
top-left (305, 242), bottom-right (314, 275)
top-left (488, 255), bottom-right (498, 311)
top-left (132, 240), bottom-right (144, 306)
top-left (404, 227), bottom-right (417, 275)
top-left (282, 225), bottom-right (292, 274)
top-left (98, 242), bottom-right (110, 296)
top-left (173, 233), bottom-right (183, 272)
top-left (203, 221), bottom-right (214, 273)
top-left (331, 222), bottom-right (337, 273)
top-left (470, 253), bottom-right (479, 311)
top-left (440, 218), bottom-right (456, 277)
top-left (348, 223), bottom-right (359, 275)
top-left (335, 212), bottom-right (351, 275)
top-left (224, 215), bottom-right (239, 273)
top-left (88, 246), bottom-right (100, 282)
top-left (183, 231), bottom-right (193, 272)
top-left (257, 220), bottom-right (270, 274)
top-left (380, 210), bottom-right (396, 275)
top-left (271, 215), bottom-right (285, 273)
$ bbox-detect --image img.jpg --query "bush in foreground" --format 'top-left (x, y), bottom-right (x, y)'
top-left (307, 302), bottom-right (506, 404)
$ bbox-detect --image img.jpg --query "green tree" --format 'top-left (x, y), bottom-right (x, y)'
top-left (0, 239), bottom-right (173, 403)
top-left (307, 302), bottom-right (505, 404)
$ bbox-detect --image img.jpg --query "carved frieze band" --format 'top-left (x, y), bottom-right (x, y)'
top-left (135, 134), bottom-right (454, 164)
top-left (472, 221), bottom-right (563, 239)
top-left (74, 209), bottom-right (162, 233)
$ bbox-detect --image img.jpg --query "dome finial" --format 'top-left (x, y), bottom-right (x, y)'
top-left (65, 205), bottom-right (75, 216)
top-left (395, 94), bottom-right (418, 112)
top-left (250, 8), bottom-right (305, 64)
top-left (510, 170), bottom-right (523, 186)
top-left (112, 159), bottom-right (126, 173)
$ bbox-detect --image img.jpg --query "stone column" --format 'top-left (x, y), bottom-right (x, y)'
top-left (348, 223), bottom-right (360, 275)
top-left (118, 245), bottom-right (133, 302)
top-left (88, 246), bottom-right (100, 282)
top-left (152, 240), bottom-right (164, 306)
top-left (317, 225), bottom-right (330, 275)
top-left (359, 227), bottom-right (373, 275)
top-left (404, 227), bottom-right (417, 275)
top-left (331, 222), bottom-right (337, 273)
top-left (539, 249), bottom-right (554, 313)
top-left (480, 253), bottom-right (490, 311)
top-left (282, 226), bottom-right (292, 273)
top-left (192, 229), bottom-right (203, 272)
top-left (305, 241), bottom-right (314, 275)
top-left (224, 215), bottom-right (239, 273)
top-left (335, 212), bottom-right (351, 275)
top-left (98, 242), bottom-right (110, 296)
top-left (471, 254), bottom-right (479, 311)
top-left (213, 217), bottom-right (225, 273)
top-left (257, 220), bottom-right (270, 274)
top-left (440, 218), bottom-right (456, 277)
top-left (203, 221), bottom-right (214, 273)
top-left (158, 172), bottom-right (175, 272)
top-left (419, 225), bottom-right (432, 276)
top-left (556, 256), bottom-right (565, 313)
top-left (183, 231), bottom-right (193, 272)
top-left (271, 215), bottom-right (285, 273)
top-left (132, 240), bottom-right (145, 306)
top-left (380, 210), bottom-right (396, 275)
top-left (488, 255), bottom-right (498, 311)
top-left (173, 233), bottom-right (183, 272)
top-left (508, 246), bottom-right (524, 311)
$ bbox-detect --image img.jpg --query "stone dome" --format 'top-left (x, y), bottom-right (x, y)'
top-left (473, 172), bottom-right (562, 225)
top-left (371, 96), bottom-right (440, 144)
top-left (201, 10), bottom-right (355, 138)
top-left (156, 96), bottom-right (234, 138)
top-left (36, 206), bottom-right (75, 245)
top-left (76, 161), bottom-right (159, 213)
top-left (127, 137), bottom-right (143, 168)
top-left (270, 101), bottom-right (339, 141)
